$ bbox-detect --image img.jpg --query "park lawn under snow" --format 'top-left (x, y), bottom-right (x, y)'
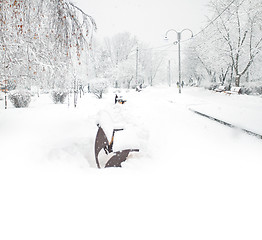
top-left (0, 86), bottom-right (262, 240)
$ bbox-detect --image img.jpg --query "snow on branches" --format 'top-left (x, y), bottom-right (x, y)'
top-left (0, 0), bottom-right (96, 91)
top-left (89, 78), bottom-right (109, 99)
top-left (183, 0), bottom-right (262, 88)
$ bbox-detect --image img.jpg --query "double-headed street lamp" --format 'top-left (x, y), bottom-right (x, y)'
top-left (165, 29), bottom-right (193, 94)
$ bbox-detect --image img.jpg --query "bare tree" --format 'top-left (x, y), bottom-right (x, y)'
top-left (89, 78), bottom-right (109, 99)
top-left (207, 0), bottom-right (262, 86)
top-left (184, 0), bottom-right (262, 87)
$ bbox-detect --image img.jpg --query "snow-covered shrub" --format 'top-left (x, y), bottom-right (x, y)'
top-left (240, 87), bottom-right (252, 95)
top-left (240, 82), bottom-right (262, 95)
top-left (251, 86), bottom-right (262, 95)
top-left (8, 90), bottom-right (31, 108)
top-left (89, 78), bottom-right (109, 99)
top-left (206, 83), bottom-right (219, 91)
top-left (51, 90), bottom-right (68, 104)
top-left (241, 86), bottom-right (262, 96)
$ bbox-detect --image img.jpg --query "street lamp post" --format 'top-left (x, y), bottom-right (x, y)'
top-left (165, 29), bottom-right (193, 94)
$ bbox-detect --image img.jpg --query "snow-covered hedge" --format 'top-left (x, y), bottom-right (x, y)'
top-left (205, 83), bottom-right (230, 91)
top-left (240, 84), bottom-right (262, 96)
top-left (51, 90), bottom-right (68, 104)
top-left (8, 90), bottom-right (31, 108)
top-left (89, 78), bottom-right (109, 99)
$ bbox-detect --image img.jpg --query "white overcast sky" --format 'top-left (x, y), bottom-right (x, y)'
top-left (73, 0), bottom-right (211, 46)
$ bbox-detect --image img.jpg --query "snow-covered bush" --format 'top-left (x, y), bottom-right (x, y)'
top-left (205, 83), bottom-right (219, 91)
top-left (254, 86), bottom-right (262, 95)
top-left (89, 78), bottom-right (109, 99)
top-left (238, 82), bottom-right (262, 95)
top-left (240, 85), bottom-right (262, 96)
top-left (240, 87), bottom-right (252, 95)
top-left (8, 90), bottom-right (31, 108)
top-left (51, 90), bottom-right (68, 104)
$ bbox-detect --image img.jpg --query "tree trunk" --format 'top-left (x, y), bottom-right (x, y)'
top-left (235, 75), bottom-right (241, 87)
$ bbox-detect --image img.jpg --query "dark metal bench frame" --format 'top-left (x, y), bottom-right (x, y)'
top-left (94, 125), bottom-right (139, 168)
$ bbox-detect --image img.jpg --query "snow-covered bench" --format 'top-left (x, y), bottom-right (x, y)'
top-left (214, 85), bottom-right (226, 92)
top-left (225, 87), bottom-right (242, 95)
top-left (115, 94), bottom-right (126, 104)
top-left (136, 85), bottom-right (142, 92)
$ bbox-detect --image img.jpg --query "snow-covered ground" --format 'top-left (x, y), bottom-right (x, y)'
top-left (1, 86), bottom-right (262, 240)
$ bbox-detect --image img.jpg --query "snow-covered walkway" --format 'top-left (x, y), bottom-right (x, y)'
top-left (0, 86), bottom-right (262, 240)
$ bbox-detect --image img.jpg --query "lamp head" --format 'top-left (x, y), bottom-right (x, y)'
top-left (164, 36), bottom-right (168, 41)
